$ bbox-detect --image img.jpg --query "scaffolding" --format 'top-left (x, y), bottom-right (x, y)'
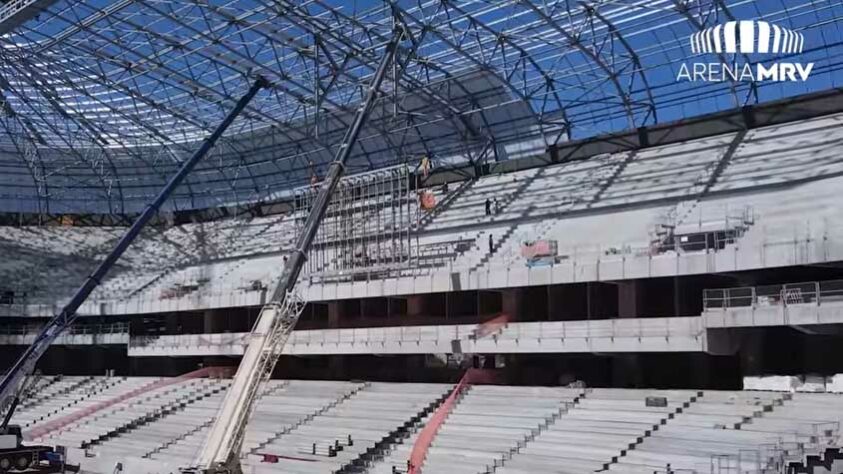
top-left (186, 30), bottom-right (410, 474)
top-left (296, 165), bottom-right (417, 279)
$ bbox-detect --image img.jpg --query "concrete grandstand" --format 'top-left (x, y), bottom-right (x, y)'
top-left (0, 1), bottom-right (842, 474)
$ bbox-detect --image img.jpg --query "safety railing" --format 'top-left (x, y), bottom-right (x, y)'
top-left (703, 279), bottom-right (843, 310)
top-left (69, 322), bottom-right (129, 335)
top-left (289, 324), bottom-right (476, 346)
top-left (709, 445), bottom-right (783, 474)
top-left (0, 281), bottom-right (274, 318)
top-left (130, 324), bottom-right (479, 351)
top-left (129, 332), bottom-right (248, 349)
top-left (1, 217), bottom-right (840, 317)
top-left (0, 0), bottom-right (40, 22)
top-left (475, 214), bottom-right (843, 276)
top-left (495, 317), bottom-right (704, 341)
top-left (0, 322), bottom-right (129, 337)
top-left (128, 317), bottom-right (704, 354)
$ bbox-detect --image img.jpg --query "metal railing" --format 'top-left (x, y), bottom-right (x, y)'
top-left (2, 219), bottom-right (840, 318)
top-left (704, 423), bottom-right (839, 474)
top-left (0, 322), bottom-right (129, 337)
top-left (129, 324), bottom-right (479, 351)
top-left (127, 317), bottom-right (704, 353)
top-left (703, 279), bottom-right (843, 310)
top-left (498, 317), bottom-right (704, 341)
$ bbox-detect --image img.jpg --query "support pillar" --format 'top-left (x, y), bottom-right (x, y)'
top-left (611, 354), bottom-right (644, 388)
top-left (691, 354), bottom-right (712, 388)
top-left (166, 313), bottom-right (180, 333)
top-left (329, 356), bottom-right (345, 379)
top-left (618, 281), bottom-right (642, 318)
top-left (203, 309), bottom-right (224, 333)
top-left (404, 355), bottom-right (425, 382)
top-left (327, 302), bottom-right (341, 329)
top-left (547, 286), bottom-right (560, 321)
top-left (615, 281), bottom-right (643, 387)
top-left (501, 288), bottom-right (522, 320)
top-left (202, 309), bottom-right (227, 369)
top-left (739, 331), bottom-right (765, 376)
top-left (407, 295), bottom-right (424, 318)
top-left (673, 276), bottom-right (682, 317)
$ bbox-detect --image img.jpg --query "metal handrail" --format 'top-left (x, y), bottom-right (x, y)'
top-left (0, 322), bottom-right (129, 336)
top-left (703, 279), bottom-right (843, 310)
top-left (127, 317), bottom-right (701, 352)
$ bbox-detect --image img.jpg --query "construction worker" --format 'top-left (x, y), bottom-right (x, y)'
top-left (420, 155), bottom-right (431, 178)
top-left (309, 159), bottom-right (319, 187)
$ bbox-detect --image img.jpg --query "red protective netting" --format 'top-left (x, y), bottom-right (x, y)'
top-left (25, 366), bottom-right (233, 441)
top-left (407, 369), bottom-right (498, 474)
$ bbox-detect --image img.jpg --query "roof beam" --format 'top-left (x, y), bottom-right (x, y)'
top-left (0, 0), bottom-right (58, 36)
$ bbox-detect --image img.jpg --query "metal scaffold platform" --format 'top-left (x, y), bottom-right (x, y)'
top-left (187, 27), bottom-right (416, 474)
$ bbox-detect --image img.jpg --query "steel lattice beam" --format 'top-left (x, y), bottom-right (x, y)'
top-left (0, 0), bottom-right (839, 212)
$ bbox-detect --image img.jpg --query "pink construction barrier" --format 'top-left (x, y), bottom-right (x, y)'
top-left (472, 313), bottom-right (511, 339)
top-left (407, 369), bottom-right (498, 474)
top-left (25, 366), bottom-right (233, 441)
top-left (521, 239), bottom-right (557, 259)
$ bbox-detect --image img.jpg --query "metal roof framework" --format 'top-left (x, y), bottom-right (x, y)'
top-left (0, 0), bottom-right (841, 214)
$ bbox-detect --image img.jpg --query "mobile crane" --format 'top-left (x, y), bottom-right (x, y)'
top-left (0, 23), bottom-right (409, 474)
top-left (0, 77), bottom-right (269, 473)
top-left (184, 30), bottom-right (410, 474)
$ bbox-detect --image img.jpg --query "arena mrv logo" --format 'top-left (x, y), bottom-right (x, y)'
top-left (677, 20), bottom-right (813, 82)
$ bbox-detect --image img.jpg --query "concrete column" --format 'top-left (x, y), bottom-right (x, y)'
top-left (407, 295), bottom-right (424, 317)
top-left (89, 348), bottom-right (105, 375)
top-left (618, 281), bottom-right (641, 318)
top-left (203, 309), bottom-right (223, 333)
top-left (739, 331), bottom-right (765, 376)
top-left (691, 354), bottom-right (712, 388)
top-left (547, 286), bottom-right (557, 320)
top-left (503, 354), bottom-right (519, 384)
top-left (165, 313), bottom-right (180, 333)
top-left (802, 335), bottom-right (828, 375)
top-left (611, 354), bottom-right (643, 387)
top-left (673, 276), bottom-right (682, 316)
top-left (501, 289), bottom-right (522, 320)
top-left (404, 355), bottom-right (425, 382)
top-left (615, 282), bottom-right (644, 386)
top-left (327, 302), bottom-right (341, 329)
top-left (329, 356), bottom-right (345, 378)
top-left (129, 356), bottom-right (141, 376)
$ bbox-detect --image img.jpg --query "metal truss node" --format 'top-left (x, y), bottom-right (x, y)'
top-left (0, 1), bottom-right (839, 214)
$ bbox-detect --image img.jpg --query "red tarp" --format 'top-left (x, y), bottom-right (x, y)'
top-left (407, 369), bottom-right (499, 474)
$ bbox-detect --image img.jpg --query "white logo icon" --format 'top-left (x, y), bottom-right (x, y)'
top-left (677, 20), bottom-right (813, 82)
top-left (691, 20), bottom-right (804, 55)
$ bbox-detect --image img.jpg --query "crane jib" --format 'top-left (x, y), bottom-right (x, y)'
top-left (0, 77), bottom-right (269, 426)
top-left (187, 30), bottom-right (410, 474)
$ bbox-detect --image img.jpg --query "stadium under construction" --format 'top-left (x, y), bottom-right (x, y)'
top-left (0, 1), bottom-right (842, 473)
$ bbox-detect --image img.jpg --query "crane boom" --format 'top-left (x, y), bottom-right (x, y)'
top-left (188, 32), bottom-right (405, 474)
top-left (0, 77), bottom-right (268, 426)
